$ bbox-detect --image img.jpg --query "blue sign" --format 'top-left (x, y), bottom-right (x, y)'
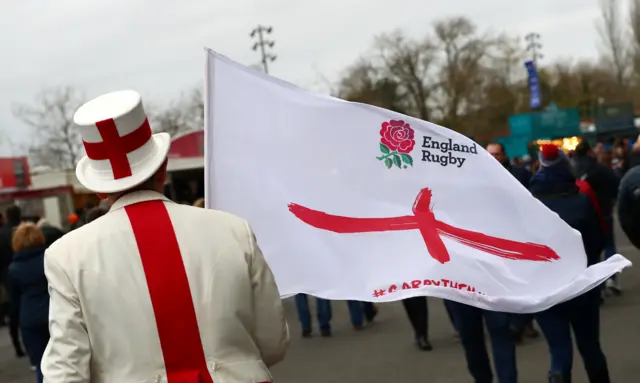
top-left (525, 60), bottom-right (542, 109)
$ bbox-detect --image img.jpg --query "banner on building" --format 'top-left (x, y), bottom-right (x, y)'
top-left (525, 60), bottom-right (542, 109)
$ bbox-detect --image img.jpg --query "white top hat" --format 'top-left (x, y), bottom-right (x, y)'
top-left (74, 90), bottom-right (170, 193)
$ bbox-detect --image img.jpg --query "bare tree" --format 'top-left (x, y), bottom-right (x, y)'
top-left (466, 36), bottom-right (528, 139)
top-left (374, 31), bottom-right (437, 120)
top-left (432, 17), bottom-right (491, 132)
top-left (337, 59), bottom-right (409, 114)
top-left (487, 35), bottom-right (527, 87)
top-left (598, 0), bottom-right (629, 87)
top-left (12, 87), bottom-right (84, 169)
top-left (629, 0), bottom-right (640, 79)
top-left (151, 88), bottom-right (204, 136)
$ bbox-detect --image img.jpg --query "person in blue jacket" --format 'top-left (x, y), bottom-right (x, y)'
top-left (8, 222), bottom-right (50, 383)
top-left (530, 144), bottom-right (609, 383)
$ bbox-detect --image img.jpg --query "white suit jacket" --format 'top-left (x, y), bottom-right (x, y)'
top-left (41, 191), bottom-right (289, 383)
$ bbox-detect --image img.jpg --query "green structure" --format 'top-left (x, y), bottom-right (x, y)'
top-left (498, 103), bottom-right (581, 158)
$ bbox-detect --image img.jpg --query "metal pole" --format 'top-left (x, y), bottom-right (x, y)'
top-left (250, 25), bottom-right (277, 75)
top-left (525, 32), bottom-right (543, 67)
top-left (257, 28), bottom-right (269, 74)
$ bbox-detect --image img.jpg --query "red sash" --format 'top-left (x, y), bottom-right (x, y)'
top-left (126, 201), bottom-right (214, 383)
top-left (575, 179), bottom-right (608, 233)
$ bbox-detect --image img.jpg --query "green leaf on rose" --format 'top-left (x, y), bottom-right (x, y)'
top-left (384, 158), bottom-right (393, 169)
top-left (400, 154), bottom-right (413, 166)
top-left (379, 143), bottom-right (390, 154)
top-left (393, 154), bottom-right (402, 168)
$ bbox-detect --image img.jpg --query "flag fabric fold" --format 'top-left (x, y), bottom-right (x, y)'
top-left (204, 48), bottom-right (631, 313)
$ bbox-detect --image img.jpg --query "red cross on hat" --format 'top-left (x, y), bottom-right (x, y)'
top-left (74, 90), bottom-right (171, 193)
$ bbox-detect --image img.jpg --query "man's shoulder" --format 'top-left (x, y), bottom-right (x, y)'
top-left (515, 167), bottom-right (531, 177)
top-left (510, 165), bottom-right (531, 182)
top-left (619, 166), bottom-right (640, 202)
top-left (166, 204), bottom-right (254, 250)
top-left (45, 203), bottom-right (253, 266)
top-left (45, 218), bottom-right (104, 260)
top-left (167, 203), bottom-right (249, 229)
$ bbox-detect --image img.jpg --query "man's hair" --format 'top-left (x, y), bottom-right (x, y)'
top-left (107, 161), bottom-right (167, 201)
top-left (487, 142), bottom-right (506, 154)
top-left (574, 141), bottom-right (591, 157)
top-left (5, 205), bottom-right (21, 223)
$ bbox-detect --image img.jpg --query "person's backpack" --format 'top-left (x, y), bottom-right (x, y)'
top-left (576, 178), bottom-right (607, 233)
top-left (618, 165), bottom-right (640, 249)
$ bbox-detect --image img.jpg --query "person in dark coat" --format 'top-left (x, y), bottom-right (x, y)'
top-left (572, 141), bottom-right (620, 294)
top-left (401, 297), bottom-right (432, 350)
top-left (8, 222), bottom-right (50, 383)
top-left (487, 142), bottom-right (533, 188)
top-left (0, 205), bottom-right (25, 357)
top-left (36, 219), bottom-right (65, 248)
top-left (617, 164), bottom-right (640, 249)
top-left (530, 144), bottom-right (609, 383)
top-left (486, 142), bottom-right (538, 342)
top-left (444, 299), bottom-right (516, 382)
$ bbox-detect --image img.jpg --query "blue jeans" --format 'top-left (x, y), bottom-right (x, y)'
top-left (536, 290), bottom-right (607, 376)
top-left (294, 294), bottom-right (331, 332)
top-left (21, 324), bottom-right (49, 383)
top-left (346, 301), bottom-right (377, 327)
top-left (510, 314), bottom-right (533, 332)
top-left (445, 301), bottom-right (517, 383)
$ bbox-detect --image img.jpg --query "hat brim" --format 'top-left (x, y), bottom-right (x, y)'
top-left (76, 133), bottom-right (171, 194)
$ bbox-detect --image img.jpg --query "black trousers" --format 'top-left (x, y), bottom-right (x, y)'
top-left (402, 297), bottom-right (428, 338)
top-left (22, 324), bottom-right (50, 380)
top-left (2, 280), bottom-right (24, 356)
top-left (9, 312), bottom-right (22, 356)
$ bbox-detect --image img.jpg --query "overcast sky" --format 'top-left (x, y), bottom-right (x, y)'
top-left (0, 0), bottom-right (619, 155)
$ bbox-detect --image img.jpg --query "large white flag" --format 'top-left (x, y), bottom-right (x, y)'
top-left (204, 49), bottom-right (631, 313)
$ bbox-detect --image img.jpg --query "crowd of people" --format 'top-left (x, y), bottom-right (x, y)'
top-left (0, 196), bottom-right (209, 383)
top-left (0, 206), bottom-right (65, 380)
top-left (0, 137), bottom-right (632, 383)
top-left (481, 140), bottom-right (619, 383)
top-left (292, 139), bottom-right (627, 383)
top-left (0, 93), bottom-right (636, 383)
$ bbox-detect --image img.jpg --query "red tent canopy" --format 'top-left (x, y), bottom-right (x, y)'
top-left (167, 130), bottom-right (204, 172)
top-left (168, 130), bottom-right (204, 158)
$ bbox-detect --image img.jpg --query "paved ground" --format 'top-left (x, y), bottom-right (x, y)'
top-left (2, 224), bottom-right (639, 383)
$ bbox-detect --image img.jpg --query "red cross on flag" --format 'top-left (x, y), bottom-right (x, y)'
top-left (204, 49), bottom-right (631, 313)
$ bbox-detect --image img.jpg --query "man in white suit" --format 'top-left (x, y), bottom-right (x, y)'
top-left (41, 90), bottom-right (289, 383)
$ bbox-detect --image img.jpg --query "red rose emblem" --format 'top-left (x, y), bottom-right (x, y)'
top-left (380, 120), bottom-right (415, 153)
top-left (376, 120), bottom-right (415, 170)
